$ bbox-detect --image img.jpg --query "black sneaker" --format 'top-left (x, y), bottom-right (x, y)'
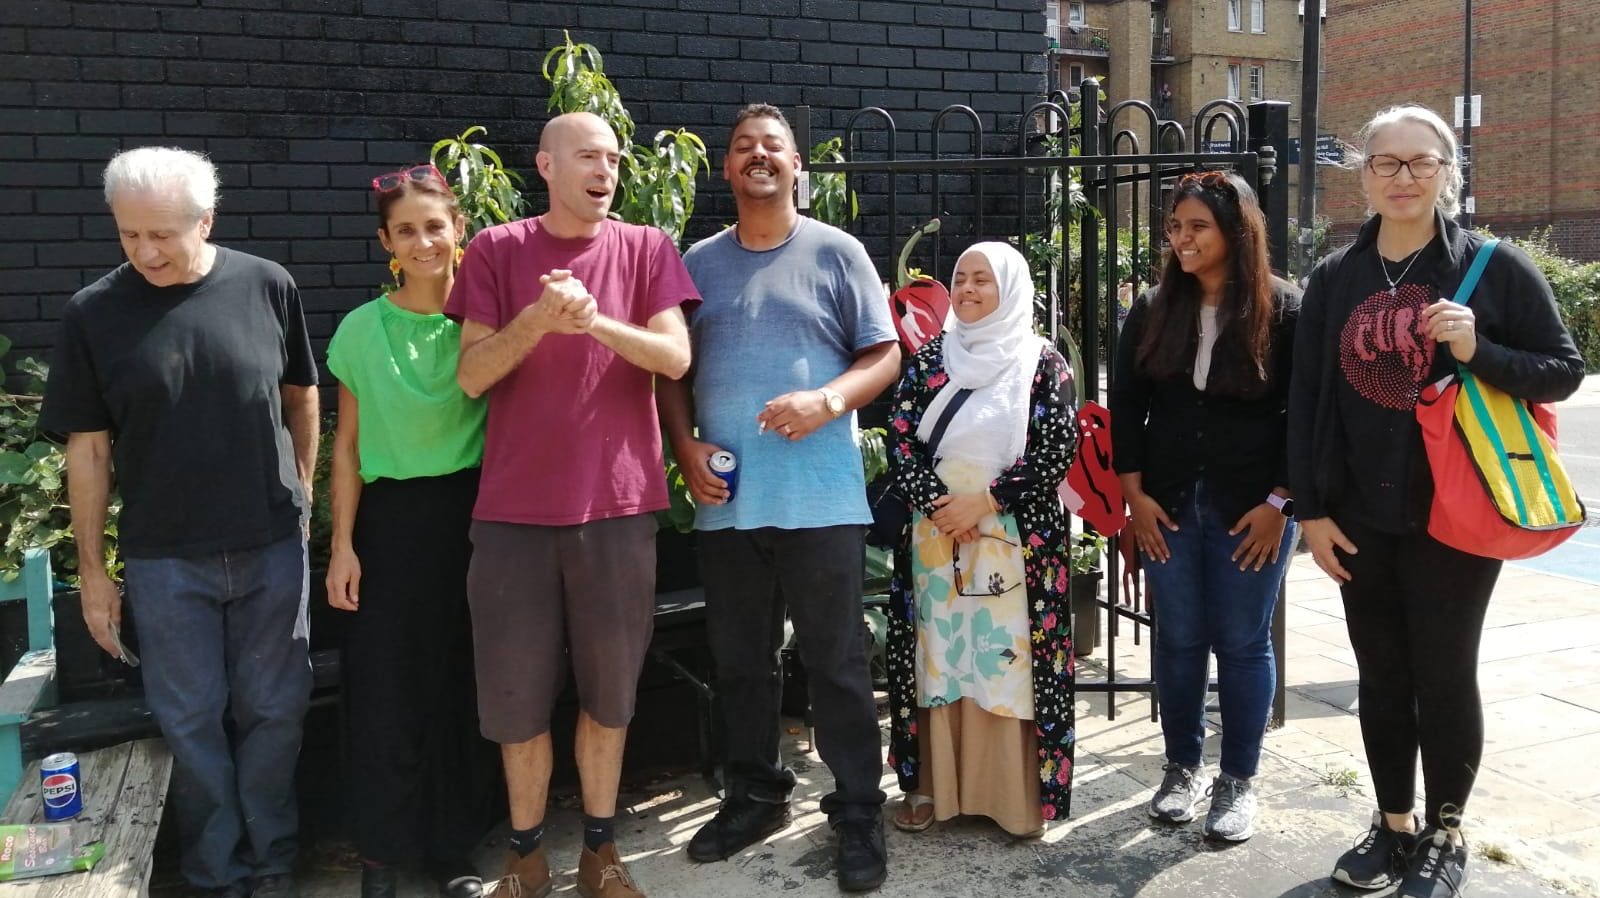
top-left (1331, 811), bottom-right (1420, 891)
top-left (832, 814), bottom-right (887, 893)
top-left (687, 796), bottom-right (792, 862)
top-left (251, 874), bottom-right (300, 898)
top-left (1399, 827), bottom-right (1469, 898)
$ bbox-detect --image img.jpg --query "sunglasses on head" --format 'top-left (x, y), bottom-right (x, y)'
top-left (371, 163), bottom-right (447, 194)
top-left (1178, 170), bottom-right (1237, 193)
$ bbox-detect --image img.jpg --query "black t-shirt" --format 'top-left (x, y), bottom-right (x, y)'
top-left (41, 247), bottom-right (318, 558)
top-left (1333, 238), bottom-right (1443, 533)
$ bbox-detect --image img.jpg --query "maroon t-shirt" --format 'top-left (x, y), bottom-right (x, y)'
top-left (445, 217), bottom-right (699, 525)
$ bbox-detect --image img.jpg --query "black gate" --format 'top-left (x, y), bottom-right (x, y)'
top-left (799, 81), bottom-right (1293, 723)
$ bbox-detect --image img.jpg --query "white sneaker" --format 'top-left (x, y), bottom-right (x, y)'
top-left (1149, 763), bottom-right (1206, 823)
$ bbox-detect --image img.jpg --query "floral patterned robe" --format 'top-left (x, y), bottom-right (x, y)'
top-left (886, 335), bottom-right (1080, 821)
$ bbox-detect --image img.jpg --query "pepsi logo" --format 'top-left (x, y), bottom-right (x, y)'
top-left (41, 773), bottom-right (77, 807)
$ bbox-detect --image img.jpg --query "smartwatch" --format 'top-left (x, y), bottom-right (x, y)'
top-left (1266, 493), bottom-right (1295, 518)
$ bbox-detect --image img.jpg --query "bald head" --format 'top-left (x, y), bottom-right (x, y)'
top-left (539, 112), bottom-right (617, 155)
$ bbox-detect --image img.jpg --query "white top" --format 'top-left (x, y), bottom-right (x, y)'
top-left (1193, 305), bottom-right (1220, 390)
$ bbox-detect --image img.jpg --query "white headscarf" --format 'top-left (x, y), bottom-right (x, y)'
top-left (916, 242), bottom-right (1049, 479)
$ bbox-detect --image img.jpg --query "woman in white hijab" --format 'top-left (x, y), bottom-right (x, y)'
top-left (885, 241), bottom-right (1079, 836)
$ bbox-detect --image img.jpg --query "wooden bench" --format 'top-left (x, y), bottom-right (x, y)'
top-left (0, 550), bottom-right (58, 803)
top-left (0, 738), bottom-right (171, 896)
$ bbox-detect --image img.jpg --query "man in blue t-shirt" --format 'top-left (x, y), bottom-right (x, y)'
top-left (659, 104), bottom-right (901, 893)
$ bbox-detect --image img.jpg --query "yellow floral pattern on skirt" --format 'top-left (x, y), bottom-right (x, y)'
top-left (911, 457), bottom-right (1034, 719)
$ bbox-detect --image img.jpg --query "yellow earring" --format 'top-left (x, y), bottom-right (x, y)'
top-left (388, 256), bottom-right (403, 289)
top-left (455, 245), bottom-right (465, 265)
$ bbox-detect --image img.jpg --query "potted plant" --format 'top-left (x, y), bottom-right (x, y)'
top-left (1070, 530), bottom-right (1107, 653)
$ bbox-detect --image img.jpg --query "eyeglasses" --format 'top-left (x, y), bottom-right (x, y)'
top-left (1177, 170), bottom-right (1237, 194)
top-left (1365, 154), bottom-right (1448, 179)
top-left (371, 163), bottom-right (448, 194)
top-left (951, 533), bottom-right (1021, 598)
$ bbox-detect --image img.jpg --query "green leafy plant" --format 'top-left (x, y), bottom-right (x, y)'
top-left (809, 137), bottom-right (858, 228)
top-left (1505, 230), bottom-right (1600, 373)
top-left (0, 342), bottom-right (120, 585)
top-left (431, 126), bottom-right (529, 239)
top-left (1070, 529), bottom-right (1108, 575)
top-left (542, 31), bottom-right (709, 245)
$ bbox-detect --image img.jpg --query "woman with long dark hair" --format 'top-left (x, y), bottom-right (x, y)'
top-left (326, 165), bottom-right (498, 898)
top-left (1110, 171), bottom-right (1299, 843)
top-left (1290, 105), bottom-right (1584, 898)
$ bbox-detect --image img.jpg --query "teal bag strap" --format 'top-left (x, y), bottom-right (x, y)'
top-left (1453, 238), bottom-right (1500, 306)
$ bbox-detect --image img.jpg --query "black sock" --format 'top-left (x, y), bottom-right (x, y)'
top-left (509, 823), bottom-right (544, 857)
top-left (583, 814), bottom-right (615, 851)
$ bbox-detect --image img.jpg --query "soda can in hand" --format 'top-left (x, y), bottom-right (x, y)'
top-left (709, 451), bottom-right (738, 501)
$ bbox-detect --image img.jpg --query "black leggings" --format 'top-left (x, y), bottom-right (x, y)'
top-left (1334, 517), bottom-right (1502, 830)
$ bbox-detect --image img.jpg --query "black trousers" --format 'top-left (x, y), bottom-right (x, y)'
top-left (1335, 516), bottom-right (1502, 830)
top-left (699, 525), bottom-right (888, 821)
top-left (343, 468), bottom-right (498, 865)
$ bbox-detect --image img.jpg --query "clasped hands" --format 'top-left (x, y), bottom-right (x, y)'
top-left (929, 491), bottom-right (996, 544)
top-left (518, 269), bottom-right (598, 335)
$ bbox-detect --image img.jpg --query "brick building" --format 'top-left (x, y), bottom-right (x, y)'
top-left (1046, 0), bottom-right (1310, 213)
top-left (1321, 0), bottom-right (1600, 261)
top-left (0, 0), bottom-right (1048, 366)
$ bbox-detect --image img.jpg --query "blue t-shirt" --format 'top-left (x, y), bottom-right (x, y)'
top-left (683, 218), bottom-right (897, 531)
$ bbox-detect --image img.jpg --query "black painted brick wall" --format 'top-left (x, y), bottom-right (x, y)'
top-left (0, 0), bottom-right (1048, 365)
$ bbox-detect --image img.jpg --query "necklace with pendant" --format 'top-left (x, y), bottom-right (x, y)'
top-left (1379, 248), bottom-right (1424, 295)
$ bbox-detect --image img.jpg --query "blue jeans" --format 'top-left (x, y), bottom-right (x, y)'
top-left (1141, 481), bottom-right (1295, 780)
top-left (123, 531), bottom-right (312, 889)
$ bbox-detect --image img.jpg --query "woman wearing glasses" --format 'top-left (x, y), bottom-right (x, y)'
top-left (885, 242), bottom-right (1079, 836)
top-left (326, 164), bottom-right (496, 898)
top-left (1110, 170), bottom-right (1299, 843)
top-left (1290, 106), bottom-right (1583, 897)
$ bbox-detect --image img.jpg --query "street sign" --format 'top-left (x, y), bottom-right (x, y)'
top-left (1454, 95), bottom-right (1482, 128)
top-left (1287, 134), bottom-right (1343, 165)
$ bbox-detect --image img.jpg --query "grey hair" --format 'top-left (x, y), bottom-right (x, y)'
top-left (102, 146), bottom-right (219, 218)
top-left (1345, 104), bottom-right (1463, 219)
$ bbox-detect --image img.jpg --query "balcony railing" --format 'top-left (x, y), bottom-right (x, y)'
top-left (1052, 25), bottom-right (1111, 55)
top-left (1152, 32), bottom-right (1174, 60)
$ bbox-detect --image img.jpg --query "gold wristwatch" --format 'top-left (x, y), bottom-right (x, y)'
top-left (819, 387), bottom-right (846, 418)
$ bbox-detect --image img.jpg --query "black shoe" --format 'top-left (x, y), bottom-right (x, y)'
top-left (1331, 811), bottom-right (1421, 891)
top-left (833, 814), bottom-right (887, 893)
top-left (251, 874), bottom-right (300, 898)
top-left (687, 797), bottom-right (792, 862)
top-left (360, 862), bottom-right (399, 898)
top-left (434, 863), bottom-right (484, 898)
top-left (1399, 827), bottom-right (1469, 898)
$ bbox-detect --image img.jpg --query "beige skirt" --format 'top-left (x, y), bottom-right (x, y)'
top-left (915, 699), bottom-right (1043, 836)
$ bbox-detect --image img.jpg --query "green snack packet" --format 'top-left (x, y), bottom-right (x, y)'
top-left (0, 823), bottom-right (104, 881)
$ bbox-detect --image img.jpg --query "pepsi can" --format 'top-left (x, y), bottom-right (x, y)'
top-left (41, 752), bottom-right (82, 821)
top-left (708, 450), bottom-right (739, 501)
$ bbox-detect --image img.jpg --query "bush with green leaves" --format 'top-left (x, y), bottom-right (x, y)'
top-left (0, 341), bottom-right (120, 585)
top-left (1504, 231), bottom-right (1600, 373)
top-left (542, 32), bottom-right (709, 246)
top-left (430, 126), bottom-right (529, 240)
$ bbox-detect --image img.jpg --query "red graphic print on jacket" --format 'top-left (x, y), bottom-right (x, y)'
top-left (1339, 282), bottom-right (1436, 410)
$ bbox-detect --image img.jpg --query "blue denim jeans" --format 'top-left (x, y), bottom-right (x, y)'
top-left (1140, 481), bottom-right (1295, 780)
top-left (123, 531), bottom-right (312, 890)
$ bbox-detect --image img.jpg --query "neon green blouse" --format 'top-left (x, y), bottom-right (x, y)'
top-left (326, 295), bottom-right (485, 483)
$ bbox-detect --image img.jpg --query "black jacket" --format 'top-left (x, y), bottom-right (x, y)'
top-left (1110, 281), bottom-right (1301, 526)
top-left (1287, 211), bottom-right (1587, 523)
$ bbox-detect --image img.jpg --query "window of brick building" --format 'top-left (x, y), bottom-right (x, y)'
top-left (1069, 63), bottom-right (1085, 87)
top-left (1228, 63), bottom-right (1242, 99)
top-left (1251, 0), bottom-right (1266, 32)
top-left (1228, 0), bottom-right (1242, 31)
top-left (1069, 1), bottom-right (1085, 26)
top-left (1249, 64), bottom-right (1265, 100)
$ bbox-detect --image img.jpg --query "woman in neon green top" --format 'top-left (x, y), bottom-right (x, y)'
top-left (324, 165), bottom-right (494, 898)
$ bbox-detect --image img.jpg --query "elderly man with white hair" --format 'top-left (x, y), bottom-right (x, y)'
top-left (41, 146), bottom-right (318, 898)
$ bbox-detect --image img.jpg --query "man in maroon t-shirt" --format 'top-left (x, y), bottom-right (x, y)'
top-left (446, 111), bottom-right (699, 898)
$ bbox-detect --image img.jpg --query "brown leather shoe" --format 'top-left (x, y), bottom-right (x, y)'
top-left (575, 843), bottom-right (644, 898)
top-left (485, 847), bottom-right (552, 897)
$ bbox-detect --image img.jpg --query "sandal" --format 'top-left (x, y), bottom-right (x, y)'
top-left (891, 794), bottom-right (936, 833)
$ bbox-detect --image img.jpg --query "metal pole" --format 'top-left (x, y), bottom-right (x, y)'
top-left (1298, 0), bottom-right (1321, 279)
top-left (1461, 0), bottom-right (1474, 227)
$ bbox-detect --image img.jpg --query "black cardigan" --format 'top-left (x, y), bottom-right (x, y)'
top-left (1286, 211), bottom-right (1587, 523)
top-left (1110, 281), bottom-right (1301, 526)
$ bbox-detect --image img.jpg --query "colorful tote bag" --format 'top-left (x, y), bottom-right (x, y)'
top-left (1414, 239), bottom-right (1585, 560)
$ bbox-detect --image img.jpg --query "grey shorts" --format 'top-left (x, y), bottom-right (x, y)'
top-left (466, 513), bottom-right (657, 744)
